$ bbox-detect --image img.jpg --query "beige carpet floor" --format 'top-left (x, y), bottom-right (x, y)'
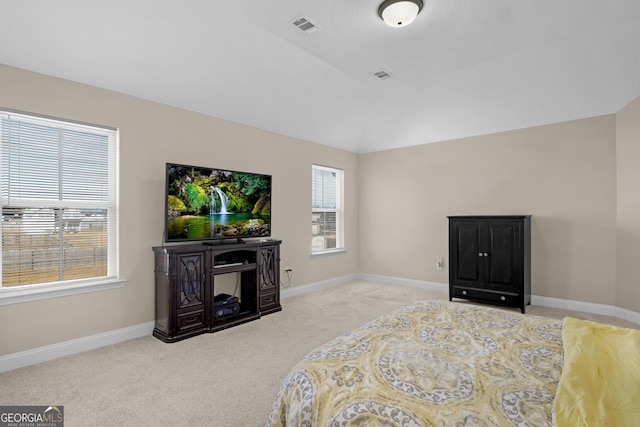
top-left (1, 280), bottom-right (638, 427)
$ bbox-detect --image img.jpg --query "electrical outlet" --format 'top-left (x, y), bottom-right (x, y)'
top-left (282, 267), bottom-right (293, 288)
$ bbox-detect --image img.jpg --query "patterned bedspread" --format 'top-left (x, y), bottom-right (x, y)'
top-left (266, 300), bottom-right (564, 427)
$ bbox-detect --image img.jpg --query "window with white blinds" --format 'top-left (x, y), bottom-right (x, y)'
top-left (312, 165), bottom-right (343, 253)
top-left (1, 110), bottom-right (118, 289)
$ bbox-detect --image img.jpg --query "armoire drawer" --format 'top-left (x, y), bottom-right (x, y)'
top-left (452, 286), bottom-right (520, 306)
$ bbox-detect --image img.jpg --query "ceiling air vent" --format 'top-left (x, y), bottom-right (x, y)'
top-left (372, 69), bottom-right (394, 80)
top-left (292, 15), bottom-right (319, 34)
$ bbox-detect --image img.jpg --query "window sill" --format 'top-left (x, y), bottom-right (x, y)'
top-left (0, 277), bottom-right (126, 306)
top-left (311, 248), bottom-right (347, 256)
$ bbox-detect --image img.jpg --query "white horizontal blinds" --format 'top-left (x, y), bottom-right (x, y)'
top-left (312, 166), bottom-right (337, 209)
top-left (1, 111), bottom-right (117, 287)
top-left (62, 129), bottom-right (110, 202)
top-left (312, 165), bottom-right (340, 252)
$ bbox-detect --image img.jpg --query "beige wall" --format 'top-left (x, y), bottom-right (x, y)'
top-left (0, 65), bottom-right (359, 355)
top-left (1, 63), bottom-right (638, 357)
top-left (616, 96), bottom-right (640, 313)
top-left (358, 116), bottom-right (619, 305)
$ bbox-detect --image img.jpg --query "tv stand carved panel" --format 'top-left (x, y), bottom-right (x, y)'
top-left (153, 239), bottom-right (282, 342)
top-left (179, 254), bottom-right (205, 308)
top-left (258, 245), bottom-right (280, 314)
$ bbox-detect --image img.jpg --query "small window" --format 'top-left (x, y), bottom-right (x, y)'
top-left (312, 165), bottom-right (343, 253)
top-left (0, 110), bottom-right (118, 294)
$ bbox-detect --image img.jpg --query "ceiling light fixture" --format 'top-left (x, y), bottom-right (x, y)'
top-left (378, 0), bottom-right (423, 28)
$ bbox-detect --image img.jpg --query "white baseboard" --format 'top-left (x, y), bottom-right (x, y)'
top-left (357, 273), bottom-right (447, 292)
top-left (614, 306), bottom-right (640, 325)
top-left (358, 274), bottom-right (640, 325)
top-left (0, 321), bottom-right (155, 373)
top-left (529, 295), bottom-right (640, 324)
top-left (4, 275), bottom-right (359, 373)
top-left (4, 274), bottom-right (639, 373)
top-left (281, 274), bottom-right (357, 299)
top-left (530, 294), bottom-right (617, 316)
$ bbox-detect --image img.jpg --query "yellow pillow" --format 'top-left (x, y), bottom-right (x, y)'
top-left (554, 317), bottom-right (640, 427)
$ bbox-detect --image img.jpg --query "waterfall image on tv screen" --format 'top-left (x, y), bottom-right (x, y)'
top-left (165, 163), bottom-right (271, 242)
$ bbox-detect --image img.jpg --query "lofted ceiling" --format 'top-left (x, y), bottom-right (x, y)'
top-left (1, 0), bottom-right (640, 153)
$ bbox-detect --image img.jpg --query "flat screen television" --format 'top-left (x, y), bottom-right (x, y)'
top-left (165, 163), bottom-right (271, 242)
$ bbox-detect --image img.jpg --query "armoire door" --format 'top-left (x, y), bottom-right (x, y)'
top-left (483, 220), bottom-right (522, 292)
top-left (450, 221), bottom-right (482, 285)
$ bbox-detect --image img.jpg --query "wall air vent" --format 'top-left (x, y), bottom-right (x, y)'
top-left (372, 69), bottom-right (394, 80)
top-left (292, 15), bottom-right (319, 33)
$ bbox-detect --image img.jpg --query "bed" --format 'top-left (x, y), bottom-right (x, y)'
top-left (266, 300), bottom-right (640, 427)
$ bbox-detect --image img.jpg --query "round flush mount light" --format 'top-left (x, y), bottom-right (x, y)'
top-left (378, 0), bottom-right (424, 28)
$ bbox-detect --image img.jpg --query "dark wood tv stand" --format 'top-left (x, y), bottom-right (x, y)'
top-left (152, 239), bottom-right (282, 342)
